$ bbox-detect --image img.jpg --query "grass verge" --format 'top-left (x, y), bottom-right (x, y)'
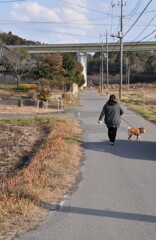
top-left (121, 99), bottom-right (156, 124)
top-left (105, 87), bottom-right (156, 124)
top-left (0, 117), bottom-right (83, 240)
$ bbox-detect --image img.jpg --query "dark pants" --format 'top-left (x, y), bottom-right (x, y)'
top-left (107, 125), bottom-right (117, 143)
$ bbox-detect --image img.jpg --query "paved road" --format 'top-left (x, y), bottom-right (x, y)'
top-left (14, 90), bottom-right (156, 240)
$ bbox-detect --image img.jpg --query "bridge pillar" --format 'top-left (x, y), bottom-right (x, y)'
top-left (77, 52), bottom-right (87, 87)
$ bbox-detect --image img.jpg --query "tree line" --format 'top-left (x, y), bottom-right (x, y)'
top-left (87, 49), bottom-right (156, 85)
top-left (0, 32), bottom-right (85, 90)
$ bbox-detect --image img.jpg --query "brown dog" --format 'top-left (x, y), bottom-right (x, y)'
top-left (128, 127), bottom-right (146, 141)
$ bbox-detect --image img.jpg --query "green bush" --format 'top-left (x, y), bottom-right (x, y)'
top-left (19, 84), bottom-right (37, 91)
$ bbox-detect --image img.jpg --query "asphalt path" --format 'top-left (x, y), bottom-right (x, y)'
top-left (14, 90), bottom-right (156, 240)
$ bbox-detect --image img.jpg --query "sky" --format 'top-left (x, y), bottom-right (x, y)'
top-left (0, 0), bottom-right (156, 45)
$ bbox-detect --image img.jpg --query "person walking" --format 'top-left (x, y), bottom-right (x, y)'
top-left (98, 94), bottom-right (124, 145)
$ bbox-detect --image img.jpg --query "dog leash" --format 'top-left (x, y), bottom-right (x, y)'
top-left (121, 117), bottom-right (134, 128)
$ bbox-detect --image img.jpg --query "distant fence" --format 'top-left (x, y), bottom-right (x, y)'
top-left (0, 96), bottom-right (64, 111)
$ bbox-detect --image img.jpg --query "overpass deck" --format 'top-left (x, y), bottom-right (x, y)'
top-left (6, 41), bottom-right (156, 53)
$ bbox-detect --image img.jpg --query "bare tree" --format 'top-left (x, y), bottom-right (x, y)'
top-left (2, 48), bottom-right (35, 89)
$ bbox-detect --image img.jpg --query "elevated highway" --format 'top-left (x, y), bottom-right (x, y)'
top-left (6, 41), bottom-right (156, 53)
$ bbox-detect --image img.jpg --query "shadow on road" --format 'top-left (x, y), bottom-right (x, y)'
top-left (60, 205), bottom-right (156, 223)
top-left (82, 140), bottom-right (156, 161)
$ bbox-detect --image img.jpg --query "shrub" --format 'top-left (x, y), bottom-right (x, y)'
top-left (38, 88), bottom-right (51, 102)
top-left (62, 92), bottom-right (72, 102)
top-left (28, 90), bottom-right (37, 100)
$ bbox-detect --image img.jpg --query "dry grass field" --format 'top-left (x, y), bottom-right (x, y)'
top-left (0, 105), bottom-right (60, 114)
top-left (107, 83), bottom-right (156, 124)
top-left (0, 117), bottom-right (82, 240)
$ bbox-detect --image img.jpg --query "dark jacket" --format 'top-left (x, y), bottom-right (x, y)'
top-left (99, 101), bottom-right (123, 128)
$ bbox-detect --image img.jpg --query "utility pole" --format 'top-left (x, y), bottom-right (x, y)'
top-left (111, 1), bottom-right (126, 100)
top-left (99, 31), bottom-right (109, 93)
top-left (119, 0), bottom-right (124, 100)
top-left (99, 66), bottom-right (102, 92)
top-left (127, 65), bottom-right (130, 93)
top-left (106, 30), bottom-right (109, 91)
top-left (99, 34), bottom-right (104, 93)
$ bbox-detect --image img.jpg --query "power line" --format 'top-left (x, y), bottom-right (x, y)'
top-left (1, 19), bottom-right (155, 27)
top-left (125, 0), bottom-right (144, 25)
top-left (0, 19), bottom-right (118, 26)
top-left (55, 0), bottom-right (110, 15)
top-left (0, 0), bottom-right (26, 3)
top-left (0, 23), bottom-right (100, 39)
top-left (123, 0), bottom-right (153, 38)
top-left (123, 1), bottom-right (156, 51)
top-left (126, 0), bottom-right (144, 17)
top-left (125, 28), bottom-right (156, 52)
top-left (140, 29), bottom-right (156, 41)
top-left (132, 14), bottom-right (156, 42)
top-left (0, 17), bottom-right (109, 24)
